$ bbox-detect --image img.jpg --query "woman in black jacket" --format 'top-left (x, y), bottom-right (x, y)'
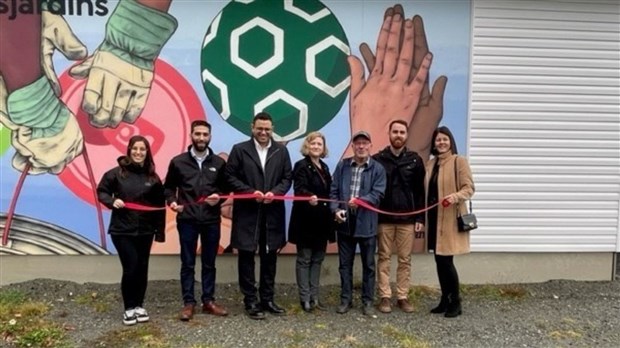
top-left (97, 135), bottom-right (166, 326)
top-left (288, 132), bottom-right (335, 312)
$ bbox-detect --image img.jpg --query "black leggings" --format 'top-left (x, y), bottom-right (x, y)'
top-left (434, 254), bottom-right (460, 299)
top-left (111, 234), bottom-right (154, 310)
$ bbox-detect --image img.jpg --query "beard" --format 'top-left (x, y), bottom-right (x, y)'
top-left (192, 139), bottom-right (209, 152)
top-left (390, 137), bottom-right (405, 149)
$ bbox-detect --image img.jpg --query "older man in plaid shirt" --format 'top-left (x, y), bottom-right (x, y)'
top-left (330, 131), bottom-right (386, 316)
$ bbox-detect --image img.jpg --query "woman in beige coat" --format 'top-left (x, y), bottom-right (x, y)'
top-left (425, 126), bottom-right (475, 318)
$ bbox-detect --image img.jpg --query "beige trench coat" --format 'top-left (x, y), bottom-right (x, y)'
top-left (424, 153), bottom-right (475, 255)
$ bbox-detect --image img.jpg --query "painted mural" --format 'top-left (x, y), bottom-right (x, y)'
top-left (0, 0), bottom-right (471, 255)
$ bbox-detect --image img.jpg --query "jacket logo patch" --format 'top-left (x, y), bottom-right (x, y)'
top-left (209, 167), bottom-right (217, 172)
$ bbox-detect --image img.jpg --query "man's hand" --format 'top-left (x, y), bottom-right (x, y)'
top-left (335, 209), bottom-right (347, 223)
top-left (254, 190), bottom-right (264, 203)
top-left (414, 222), bottom-right (424, 232)
top-left (169, 201), bottom-right (184, 213)
top-left (263, 191), bottom-right (274, 204)
top-left (348, 197), bottom-right (359, 209)
top-left (205, 193), bottom-right (220, 206)
top-left (348, 12), bottom-right (432, 150)
top-left (359, 6), bottom-right (447, 160)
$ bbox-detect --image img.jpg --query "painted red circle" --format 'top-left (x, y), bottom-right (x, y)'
top-left (58, 59), bottom-right (206, 206)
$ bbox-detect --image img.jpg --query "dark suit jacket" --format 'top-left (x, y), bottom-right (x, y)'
top-left (226, 139), bottom-right (292, 251)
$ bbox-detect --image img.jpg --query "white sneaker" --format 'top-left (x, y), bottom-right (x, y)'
top-left (134, 306), bottom-right (150, 323)
top-left (123, 309), bottom-right (137, 326)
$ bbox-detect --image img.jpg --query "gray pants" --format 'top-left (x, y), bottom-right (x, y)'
top-left (296, 247), bottom-right (326, 302)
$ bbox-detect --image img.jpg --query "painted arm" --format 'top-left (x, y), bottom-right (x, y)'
top-left (0, 11), bottom-right (85, 174)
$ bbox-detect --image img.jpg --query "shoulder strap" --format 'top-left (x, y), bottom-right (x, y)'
top-left (454, 156), bottom-right (473, 213)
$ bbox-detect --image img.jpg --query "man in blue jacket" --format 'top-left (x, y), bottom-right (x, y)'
top-left (330, 131), bottom-right (386, 316)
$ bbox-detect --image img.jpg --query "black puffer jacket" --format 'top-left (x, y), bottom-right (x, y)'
top-left (97, 157), bottom-right (166, 239)
top-left (372, 147), bottom-right (425, 224)
top-left (163, 147), bottom-right (227, 225)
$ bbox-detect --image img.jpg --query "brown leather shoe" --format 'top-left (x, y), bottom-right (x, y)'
top-left (378, 297), bottom-right (392, 313)
top-left (179, 304), bottom-right (195, 321)
top-left (397, 298), bottom-right (414, 313)
top-left (202, 301), bottom-right (229, 316)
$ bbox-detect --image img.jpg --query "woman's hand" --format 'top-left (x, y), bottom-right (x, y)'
top-left (112, 199), bottom-right (125, 209)
top-left (309, 195), bottom-right (318, 206)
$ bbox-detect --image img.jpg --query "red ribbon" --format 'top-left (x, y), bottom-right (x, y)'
top-left (116, 194), bottom-right (439, 216)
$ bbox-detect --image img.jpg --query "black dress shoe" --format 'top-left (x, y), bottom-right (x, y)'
top-left (245, 304), bottom-right (265, 320)
top-left (300, 301), bottom-right (313, 312)
top-left (336, 302), bottom-right (352, 314)
top-left (261, 301), bottom-right (286, 315)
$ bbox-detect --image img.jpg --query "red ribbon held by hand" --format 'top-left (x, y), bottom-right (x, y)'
top-left (115, 194), bottom-right (440, 217)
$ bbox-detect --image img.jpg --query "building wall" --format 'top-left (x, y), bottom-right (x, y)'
top-left (469, 0), bottom-right (620, 252)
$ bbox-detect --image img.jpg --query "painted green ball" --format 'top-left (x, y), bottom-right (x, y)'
top-left (201, 0), bottom-right (350, 141)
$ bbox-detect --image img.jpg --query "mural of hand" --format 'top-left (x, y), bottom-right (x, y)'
top-left (41, 11), bottom-right (88, 97)
top-left (360, 5), bottom-right (447, 160)
top-left (69, 0), bottom-right (177, 128)
top-left (0, 76), bottom-right (84, 175)
top-left (348, 11), bottom-right (432, 152)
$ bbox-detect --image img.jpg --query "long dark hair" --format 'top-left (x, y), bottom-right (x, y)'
top-left (119, 135), bottom-right (159, 182)
top-left (430, 126), bottom-right (458, 156)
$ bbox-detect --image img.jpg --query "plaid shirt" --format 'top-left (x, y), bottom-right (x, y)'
top-left (349, 160), bottom-right (368, 200)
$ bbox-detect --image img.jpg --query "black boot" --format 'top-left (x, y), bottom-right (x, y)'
top-left (444, 293), bottom-right (462, 318)
top-left (430, 295), bottom-right (448, 314)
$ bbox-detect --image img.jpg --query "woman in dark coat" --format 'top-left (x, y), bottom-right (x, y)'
top-left (97, 135), bottom-right (166, 326)
top-left (288, 132), bottom-right (335, 312)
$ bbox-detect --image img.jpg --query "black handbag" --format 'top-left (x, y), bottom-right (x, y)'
top-left (454, 158), bottom-right (478, 232)
top-left (457, 201), bottom-right (478, 232)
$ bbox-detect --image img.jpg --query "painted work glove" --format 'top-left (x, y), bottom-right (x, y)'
top-left (0, 76), bottom-right (84, 174)
top-left (70, 0), bottom-right (178, 128)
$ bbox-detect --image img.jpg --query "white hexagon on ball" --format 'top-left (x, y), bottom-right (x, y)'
top-left (306, 35), bottom-right (351, 98)
top-left (284, 0), bottom-right (330, 23)
top-left (230, 17), bottom-right (284, 79)
top-left (254, 90), bottom-right (308, 141)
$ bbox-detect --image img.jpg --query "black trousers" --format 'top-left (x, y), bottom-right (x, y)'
top-left (111, 234), bottom-right (153, 310)
top-left (434, 253), bottom-right (460, 299)
top-left (238, 217), bottom-right (278, 307)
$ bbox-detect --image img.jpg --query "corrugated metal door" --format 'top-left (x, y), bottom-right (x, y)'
top-left (469, 0), bottom-right (620, 252)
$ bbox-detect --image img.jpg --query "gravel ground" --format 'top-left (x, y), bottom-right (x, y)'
top-left (1, 277), bottom-right (619, 348)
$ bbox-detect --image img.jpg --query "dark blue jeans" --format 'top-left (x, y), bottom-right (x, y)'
top-left (177, 222), bottom-right (220, 305)
top-left (337, 232), bottom-right (377, 306)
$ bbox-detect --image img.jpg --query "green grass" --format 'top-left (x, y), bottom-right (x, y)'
top-left (382, 324), bottom-right (432, 348)
top-left (460, 284), bottom-right (528, 300)
top-left (0, 289), bottom-right (69, 348)
top-left (91, 324), bottom-right (169, 348)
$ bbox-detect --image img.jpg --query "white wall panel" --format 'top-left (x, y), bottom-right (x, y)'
top-left (469, 0), bottom-right (620, 252)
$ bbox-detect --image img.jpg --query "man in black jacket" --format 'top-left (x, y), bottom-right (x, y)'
top-left (226, 112), bottom-right (293, 320)
top-left (372, 119), bottom-right (425, 314)
top-left (164, 120), bottom-right (229, 321)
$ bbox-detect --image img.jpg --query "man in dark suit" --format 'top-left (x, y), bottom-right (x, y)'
top-left (226, 112), bottom-right (293, 320)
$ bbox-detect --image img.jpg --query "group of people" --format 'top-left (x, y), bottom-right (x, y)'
top-left (96, 112), bottom-right (475, 326)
